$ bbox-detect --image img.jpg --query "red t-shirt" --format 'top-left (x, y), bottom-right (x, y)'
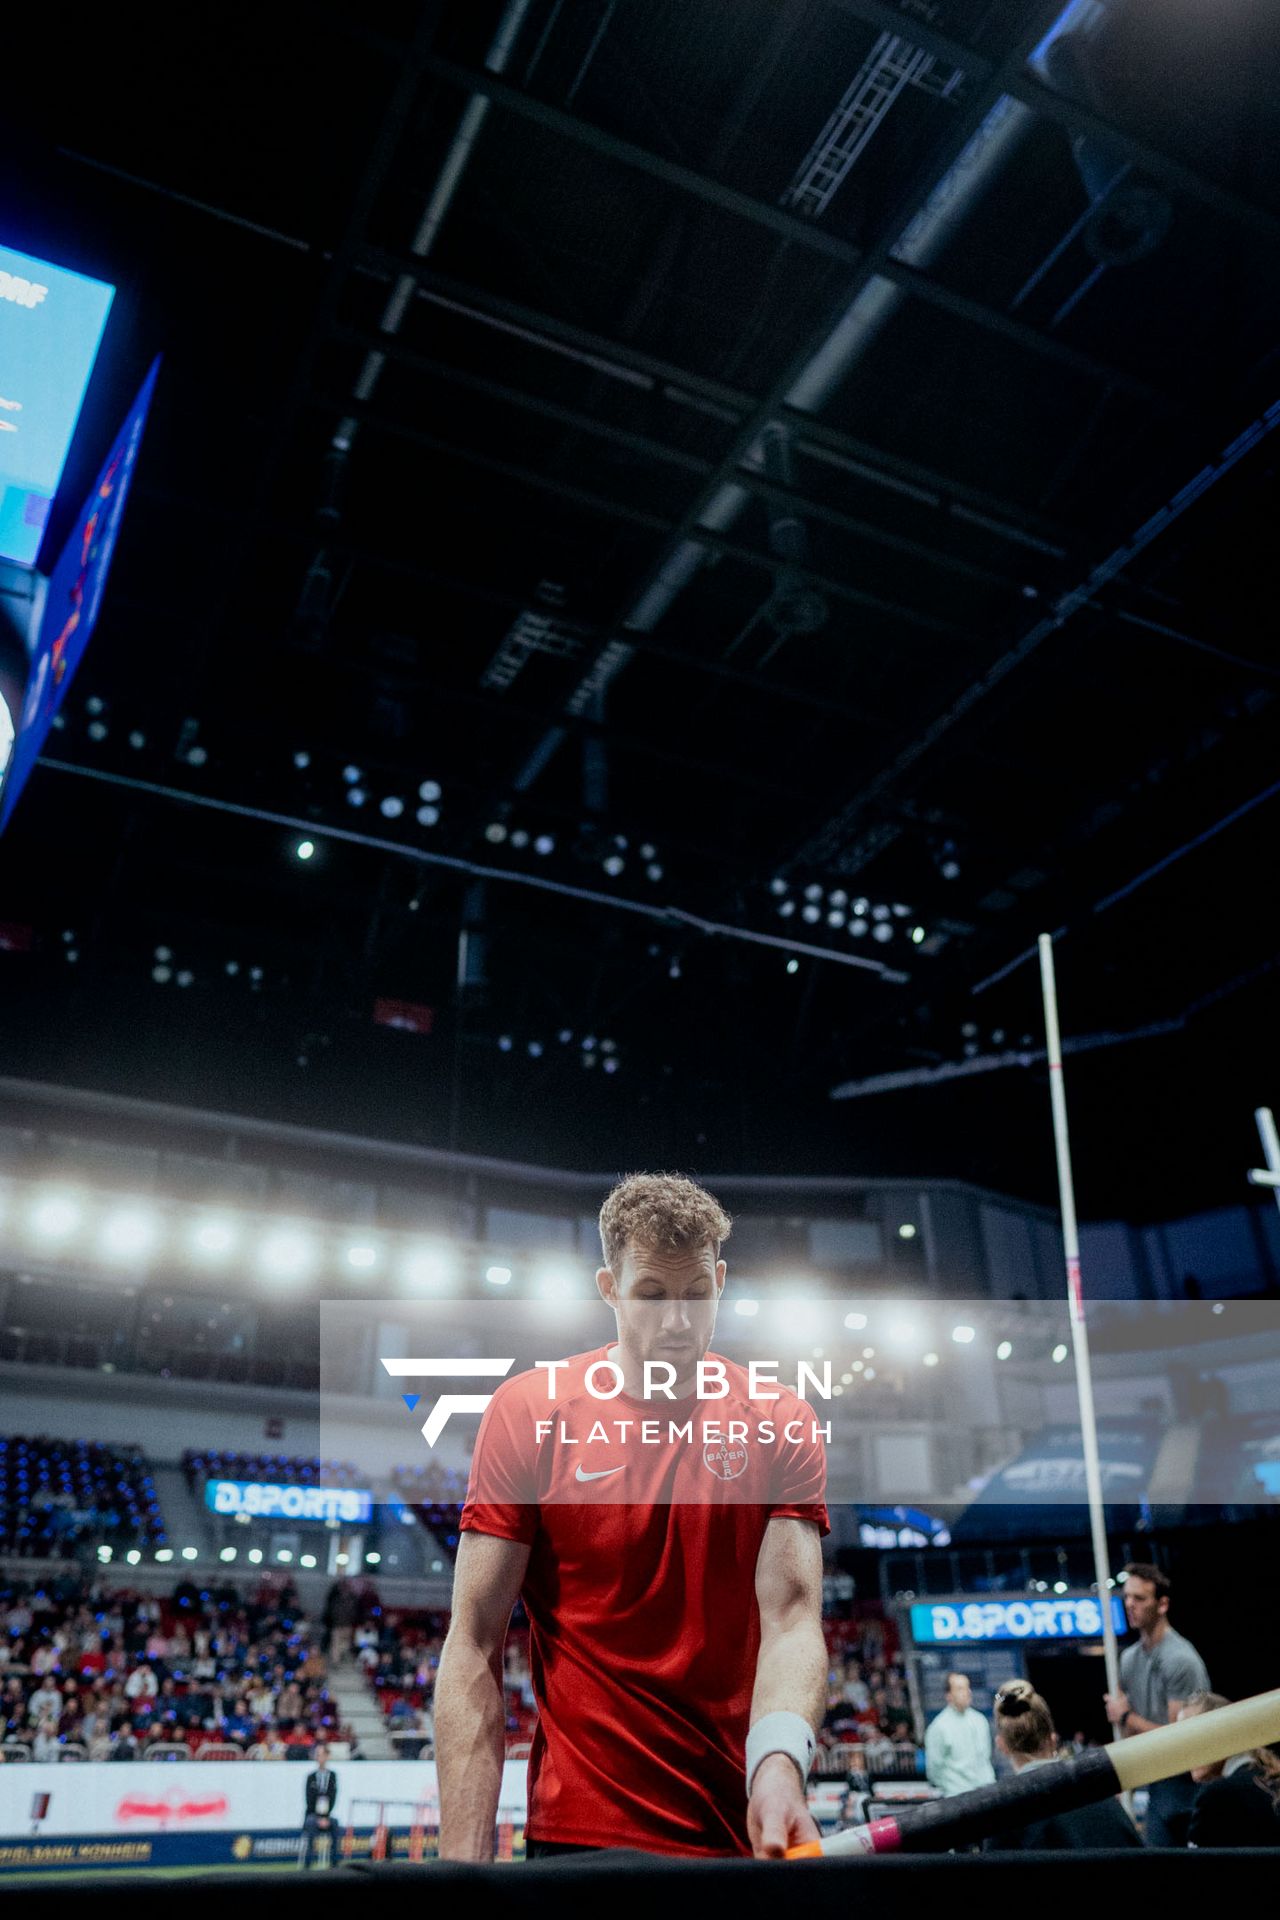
top-left (460, 1344), bottom-right (829, 1856)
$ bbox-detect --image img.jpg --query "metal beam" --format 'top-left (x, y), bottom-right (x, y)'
top-left (328, 327), bottom-right (1026, 593)
top-left (820, 0), bottom-right (994, 79)
top-left (363, 246), bottom-right (1076, 551)
top-left (311, 393), bottom-right (983, 642)
top-left (1006, 71), bottom-right (1280, 253)
top-left (421, 54), bottom-right (868, 270)
top-left (419, 56), bottom-right (1172, 403)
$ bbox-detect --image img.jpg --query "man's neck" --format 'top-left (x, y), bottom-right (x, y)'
top-left (1140, 1617), bottom-right (1170, 1652)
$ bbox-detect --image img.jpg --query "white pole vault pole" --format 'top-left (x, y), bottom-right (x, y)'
top-left (1248, 1107), bottom-right (1280, 1217)
top-left (1037, 934), bottom-right (1122, 1727)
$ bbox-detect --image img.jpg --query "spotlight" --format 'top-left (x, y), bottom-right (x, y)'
top-left (668, 959), bottom-right (681, 979)
top-left (734, 1300), bottom-right (759, 1316)
top-left (582, 1035), bottom-right (597, 1051)
top-left (801, 904), bottom-right (821, 924)
top-left (485, 823), bottom-right (508, 844)
top-left (510, 830), bottom-right (529, 849)
top-left (872, 922), bottom-right (893, 943)
top-left (186, 746), bottom-right (208, 767)
top-left (155, 946), bottom-right (172, 962)
top-left (922, 1352), bottom-right (939, 1368)
top-left (346, 1244), bottom-right (378, 1271)
top-left (786, 958), bottom-right (799, 974)
top-left (380, 797), bottom-right (404, 819)
top-left (86, 696), bottom-right (105, 716)
top-left (533, 1265), bottom-right (576, 1301)
top-left (558, 1029), bottom-right (573, 1044)
top-left (997, 1340), bottom-right (1013, 1360)
top-left (864, 1367), bottom-right (876, 1381)
top-left (829, 889), bottom-right (847, 907)
top-left (897, 1223), bottom-right (917, 1240)
top-left (30, 1192), bottom-right (83, 1242)
top-left (600, 1039), bottom-right (616, 1054)
top-left (803, 884), bottom-right (823, 903)
top-left (778, 900), bottom-right (796, 919)
top-left (527, 1040), bottom-right (543, 1058)
top-left (497, 1035), bottom-right (513, 1053)
top-left (769, 878), bottom-right (788, 897)
top-left (176, 971), bottom-right (194, 988)
top-left (940, 855), bottom-right (961, 881)
top-left (646, 864), bottom-right (663, 882)
top-left (301, 1554), bottom-right (318, 1568)
top-left (892, 904), bottom-right (910, 919)
top-left (248, 1549), bottom-right (263, 1565)
top-left (399, 1244), bottom-right (456, 1292)
top-left (181, 1547), bottom-right (199, 1562)
top-left (419, 780), bottom-right (442, 802)
top-left (364, 1551), bottom-right (380, 1566)
top-left (843, 1312), bottom-right (867, 1331)
top-left (951, 1324), bottom-right (976, 1345)
top-left (347, 788), bottom-right (366, 808)
top-left (101, 1208), bottom-right (159, 1261)
top-left (849, 918), bottom-right (868, 937)
top-left (152, 965), bottom-right (172, 984)
top-left (296, 840), bottom-right (316, 861)
top-left (259, 1228), bottom-right (317, 1282)
top-left (416, 804), bottom-right (440, 827)
top-left (827, 910), bottom-right (846, 929)
top-left (603, 854), bottom-right (625, 877)
top-left (910, 926), bottom-right (926, 945)
top-left (887, 1320), bottom-right (918, 1350)
top-left (154, 1548), bottom-right (174, 1563)
top-left (225, 961), bottom-right (240, 977)
top-left (87, 720), bottom-right (108, 741)
top-left (126, 1550), bottom-right (141, 1565)
top-left (852, 1360), bottom-right (864, 1373)
top-left (343, 766), bottom-right (362, 784)
top-left (293, 751), bottom-right (311, 771)
top-left (129, 730), bottom-right (146, 750)
top-left (190, 1216), bottom-right (239, 1262)
top-left (603, 1057), bottom-right (619, 1074)
top-left (862, 1348), bottom-right (875, 1360)
top-left (485, 1265), bottom-right (512, 1286)
top-left (534, 834), bottom-right (555, 856)
top-left (871, 904), bottom-right (890, 921)
top-left (1052, 1343), bottom-right (1069, 1363)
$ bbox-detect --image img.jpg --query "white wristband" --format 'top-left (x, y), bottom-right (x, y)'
top-left (745, 1710), bottom-right (817, 1796)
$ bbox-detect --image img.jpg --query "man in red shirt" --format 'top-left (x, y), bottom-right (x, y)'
top-left (435, 1173), bottom-right (829, 1861)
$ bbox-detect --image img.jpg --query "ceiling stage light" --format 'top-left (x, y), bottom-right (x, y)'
top-left (399, 1245), bottom-right (456, 1292)
top-left (30, 1192), bottom-right (83, 1243)
top-left (101, 1208), bottom-right (159, 1261)
top-left (259, 1227), bottom-right (318, 1282)
top-left (485, 1265), bottom-right (512, 1286)
top-left (951, 1324), bottom-right (976, 1344)
top-left (296, 840), bottom-right (315, 861)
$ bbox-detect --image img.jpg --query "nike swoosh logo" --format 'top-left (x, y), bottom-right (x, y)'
top-left (575, 1466), bottom-right (625, 1482)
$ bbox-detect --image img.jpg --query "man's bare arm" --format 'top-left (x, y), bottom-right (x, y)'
top-left (747, 1516), bottom-right (827, 1858)
top-left (435, 1530), bottom-right (531, 1861)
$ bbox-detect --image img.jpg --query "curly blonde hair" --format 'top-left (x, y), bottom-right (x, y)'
top-left (598, 1172), bottom-right (732, 1275)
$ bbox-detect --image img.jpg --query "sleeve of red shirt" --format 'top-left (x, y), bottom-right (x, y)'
top-left (769, 1395), bottom-right (830, 1535)
top-left (459, 1375), bottom-right (539, 1546)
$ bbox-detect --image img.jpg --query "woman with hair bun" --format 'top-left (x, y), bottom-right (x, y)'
top-left (982, 1680), bottom-right (1142, 1852)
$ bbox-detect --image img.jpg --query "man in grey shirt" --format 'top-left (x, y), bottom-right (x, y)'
top-left (1105, 1562), bottom-right (1210, 1846)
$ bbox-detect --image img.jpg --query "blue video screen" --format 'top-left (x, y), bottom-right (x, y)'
top-left (0, 243), bottom-right (115, 566)
top-left (0, 358), bottom-right (160, 834)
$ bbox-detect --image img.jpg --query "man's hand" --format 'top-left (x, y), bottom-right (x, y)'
top-left (1103, 1689), bottom-right (1131, 1726)
top-left (747, 1752), bottom-right (820, 1860)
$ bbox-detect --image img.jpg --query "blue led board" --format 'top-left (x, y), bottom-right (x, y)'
top-left (0, 245), bottom-right (115, 565)
top-left (910, 1594), bottom-right (1129, 1644)
top-left (0, 358), bottom-right (159, 834)
top-left (205, 1480), bottom-right (374, 1524)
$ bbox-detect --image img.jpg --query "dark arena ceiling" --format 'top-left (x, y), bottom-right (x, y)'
top-left (2, 0), bottom-right (1279, 1218)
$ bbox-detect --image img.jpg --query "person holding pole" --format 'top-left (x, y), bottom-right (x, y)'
top-left (1104, 1563), bottom-right (1209, 1847)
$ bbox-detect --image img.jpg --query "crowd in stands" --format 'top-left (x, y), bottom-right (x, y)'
top-left (389, 1463), bottom-right (469, 1561)
top-left (181, 1451), bottom-right (363, 1494)
top-left (364, 1603), bottom-right (538, 1755)
top-left (0, 1571), bottom-right (355, 1760)
top-left (818, 1612), bottom-right (917, 1762)
top-left (0, 1437), bottom-right (164, 1557)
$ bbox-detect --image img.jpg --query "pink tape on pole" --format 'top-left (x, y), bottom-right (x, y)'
top-left (1067, 1256), bottom-right (1084, 1322)
top-left (866, 1817), bottom-right (903, 1854)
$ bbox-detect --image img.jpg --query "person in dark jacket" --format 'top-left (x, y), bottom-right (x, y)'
top-left (300, 1743), bottom-right (340, 1868)
top-left (983, 1679), bottom-right (1141, 1852)
top-left (1182, 1691), bottom-right (1280, 1848)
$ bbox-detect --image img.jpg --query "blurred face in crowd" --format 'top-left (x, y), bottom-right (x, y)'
top-left (1122, 1575), bottom-right (1166, 1635)
top-left (599, 1242), bottom-right (725, 1391)
top-left (946, 1674), bottom-right (972, 1711)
